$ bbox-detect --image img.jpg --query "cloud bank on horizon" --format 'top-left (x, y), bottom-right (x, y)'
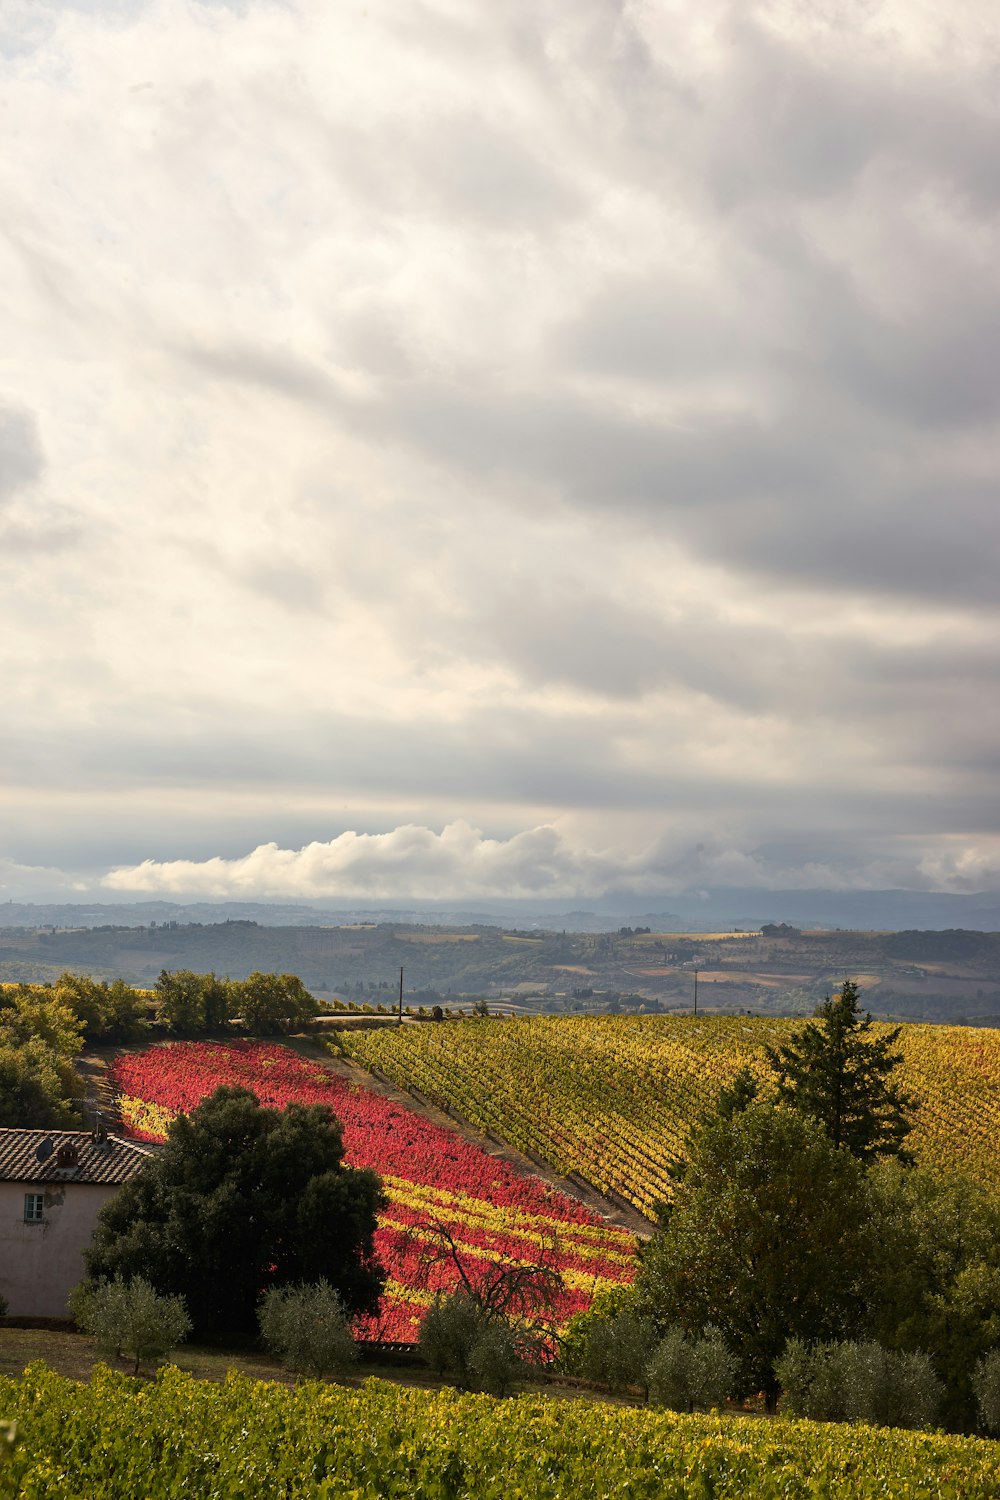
top-left (99, 821), bottom-right (1000, 902)
top-left (2, 0), bottom-right (999, 905)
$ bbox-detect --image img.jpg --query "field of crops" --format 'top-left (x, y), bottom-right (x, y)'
top-left (3, 1362), bottom-right (998, 1500)
top-left (110, 1042), bottom-right (635, 1338)
top-left (341, 1015), bottom-right (1000, 1216)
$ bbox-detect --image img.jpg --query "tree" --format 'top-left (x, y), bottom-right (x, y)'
top-left (775, 1339), bottom-right (941, 1430)
top-left (258, 1280), bottom-right (358, 1379)
top-left (69, 1276), bottom-right (191, 1375)
top-left (84, 1086), bottom-right (386, 1339)
top-left (0, 988), bottom-right (84, 1127)
top-left (646, 1327), bottom-right (735, 1413)
top-left (973, 1349), bottom-right (1000, 1434)
top-left (418, 1291), bottom-right (525, 1396)
top-left (200, 974), bottom-right (232, 1032)
top-left (0, 988), bottom-right (82, 1070)
top-left (410, 1216), bottom-right (563, 1395)
top-left (766, 979), bottom-right (914, 1162)
top-left (235, 972), bottom-right (318, 1034)
top-left (634, 1103), bottom-right (877, 1403)
top-left (51, 973), bottom-right (146, 1041)
top-left (866, 1161), bottom-right (1000, 1430)
top-left (155, 970), bottom-right (210, 1034)
top-left (0, 1045), bottom-right (81, 1128)
top-left (575, 1309), bottom-right (658, 1395)
top-left (405, 1215), bottom-right (563, 1328)
top-left (713, 1064), bottom-right (760, 1121)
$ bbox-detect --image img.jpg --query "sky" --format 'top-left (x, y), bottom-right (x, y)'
top-left (2, 0), bottom-right (999, 906)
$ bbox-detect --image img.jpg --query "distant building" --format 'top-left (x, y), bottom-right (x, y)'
top-left (0, 1129), bottom-right (154, 1318)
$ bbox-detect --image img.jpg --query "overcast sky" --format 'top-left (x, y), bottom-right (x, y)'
top-left (2, 0), bottom-right (999, 904)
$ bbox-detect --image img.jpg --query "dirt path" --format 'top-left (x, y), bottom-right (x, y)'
top-left (75, 1047), bottom-right (124, 1132)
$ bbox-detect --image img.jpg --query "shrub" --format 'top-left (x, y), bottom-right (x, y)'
top-left (69, 1276), bottom-right (190, 1375)
top-left (577, 1311), bottom-right (658, 1394)
top-left (973, 1349), bottom-right (1000, 1433)
top-left (418, 1292), bottom-right (525, 1396)
top-left (646, 1326), bottom-right (734, 1412)
top-left (842, 1343), bottom-right (941, 1430)
top-left (776, 1338), bottom-right (847, 1421)
top-left (686, 1328), bottom-right (737, 1411)
top-left (777, 1340), bottom-right (941, 1429)
top-left (468, 1320), bottom-right (523, 1398)
top-left (419, 1292), bottom-right (487, 1390)
top-left (258, 1280), bottom-right (357, 1379)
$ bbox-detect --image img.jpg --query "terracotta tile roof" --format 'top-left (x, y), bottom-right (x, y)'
top-left (0, 1129), bottom-right (154, 1186)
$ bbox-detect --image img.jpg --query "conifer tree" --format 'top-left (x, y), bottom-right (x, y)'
top-left (766, 979), bottom-right (913, 1163)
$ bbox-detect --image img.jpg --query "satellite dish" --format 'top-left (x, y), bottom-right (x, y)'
top-left (34, 1138), bottom-right (54, 1163)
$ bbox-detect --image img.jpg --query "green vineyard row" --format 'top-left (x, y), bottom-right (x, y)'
top-left (2, 1362), bottom-right (998, 1499)
top-left (340, 1015), bottom-right (1000, 1215)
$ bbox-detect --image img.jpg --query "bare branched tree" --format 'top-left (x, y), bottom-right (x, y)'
top-left (403, 1216), bottom-right (565, 1325)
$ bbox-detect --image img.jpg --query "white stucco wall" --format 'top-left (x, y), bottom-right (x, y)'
top-left (0, 1180), bottom-right (119, 1318)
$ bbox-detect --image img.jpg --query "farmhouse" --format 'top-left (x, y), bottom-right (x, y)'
top-left (0, 1128), bottom-right (154, 1318)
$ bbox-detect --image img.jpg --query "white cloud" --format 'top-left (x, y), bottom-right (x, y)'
top-left (101, 821), bottom-right (1000, 901)
top-left (103, 822), bottom-right (629, 900)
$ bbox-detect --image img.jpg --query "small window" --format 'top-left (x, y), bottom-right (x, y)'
top-left (24, 1193), bottom-right (44, 1224)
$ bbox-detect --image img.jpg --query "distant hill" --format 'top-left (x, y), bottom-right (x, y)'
top-left (2, 916), bottom-right (1000, 1025)
top-left (3, 886), bottom-right (1000, 932)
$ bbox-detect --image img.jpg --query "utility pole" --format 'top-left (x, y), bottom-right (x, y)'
top-left (694, 968), bottom-right (699, 1018)
top-left (398, 966), bottom-right (404, 1025)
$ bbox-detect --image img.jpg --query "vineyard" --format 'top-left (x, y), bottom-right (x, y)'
top-left (110, 1042), bottom-right (635, 1338)
top-left (340, 1015), bottom-right (1000, 1216)
top-left (3, 1362), bottom-right (999, 1499)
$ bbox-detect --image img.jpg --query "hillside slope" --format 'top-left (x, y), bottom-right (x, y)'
top-left (341, 1015), bottom-right (1000, 1217)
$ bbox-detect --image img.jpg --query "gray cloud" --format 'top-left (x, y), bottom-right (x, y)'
top-left (2, 0), bottom-right (999, 904)
top-left (0, 402), bottom-right (43, 505)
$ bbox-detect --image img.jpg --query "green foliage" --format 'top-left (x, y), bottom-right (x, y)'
top-left (154, 970), bottom-right (317, 1035)
top-left (0, 987), bottom-right (84, 1127)
top-left (646, 1327), bottom-right (735, 1412)
top-left (419, 1291), bottom-right (490, 1391)
top-left (236, 972), bottom-right (317, 1034)
top-left (257, 1280), bottom-right (357, 1379)
top-left (713, 1065), bottom-right (760, 1121)
top-left (973, 1348), bottom-right (1000, 1433)
top-left (69, 1276), bottom-right (191, 1375)
top-left (0, 1419), bottom-right (16, 1500)
top-left (867, 1162), bottom-right (1000, 1431)
top-left (766, 979), bottom-right (914, 1162)
top-left (50, 973), bottom-right (147, 1042)
top-left (635, 1103), bottom-right (876, 1400)
top-left (0, 988), bottom-right (84, 1059)
top-left (776, 1339), bottom-right (942, 1430)
top-left (575, 1310), bottom-right (658, 1393)
top-left (85, 1086), bottom-right (386, 1339)
top-left (467, 1318), bottom-right (523, 1398)
top-left (418, 1291), bottom-right (524, 1396)
top-left (0, 1045), bottom-right (80, 1129)
top-left (3, 1362), bottom-right (1000, 1498)
top-left (155, 970), bottom-right (227, 1034)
